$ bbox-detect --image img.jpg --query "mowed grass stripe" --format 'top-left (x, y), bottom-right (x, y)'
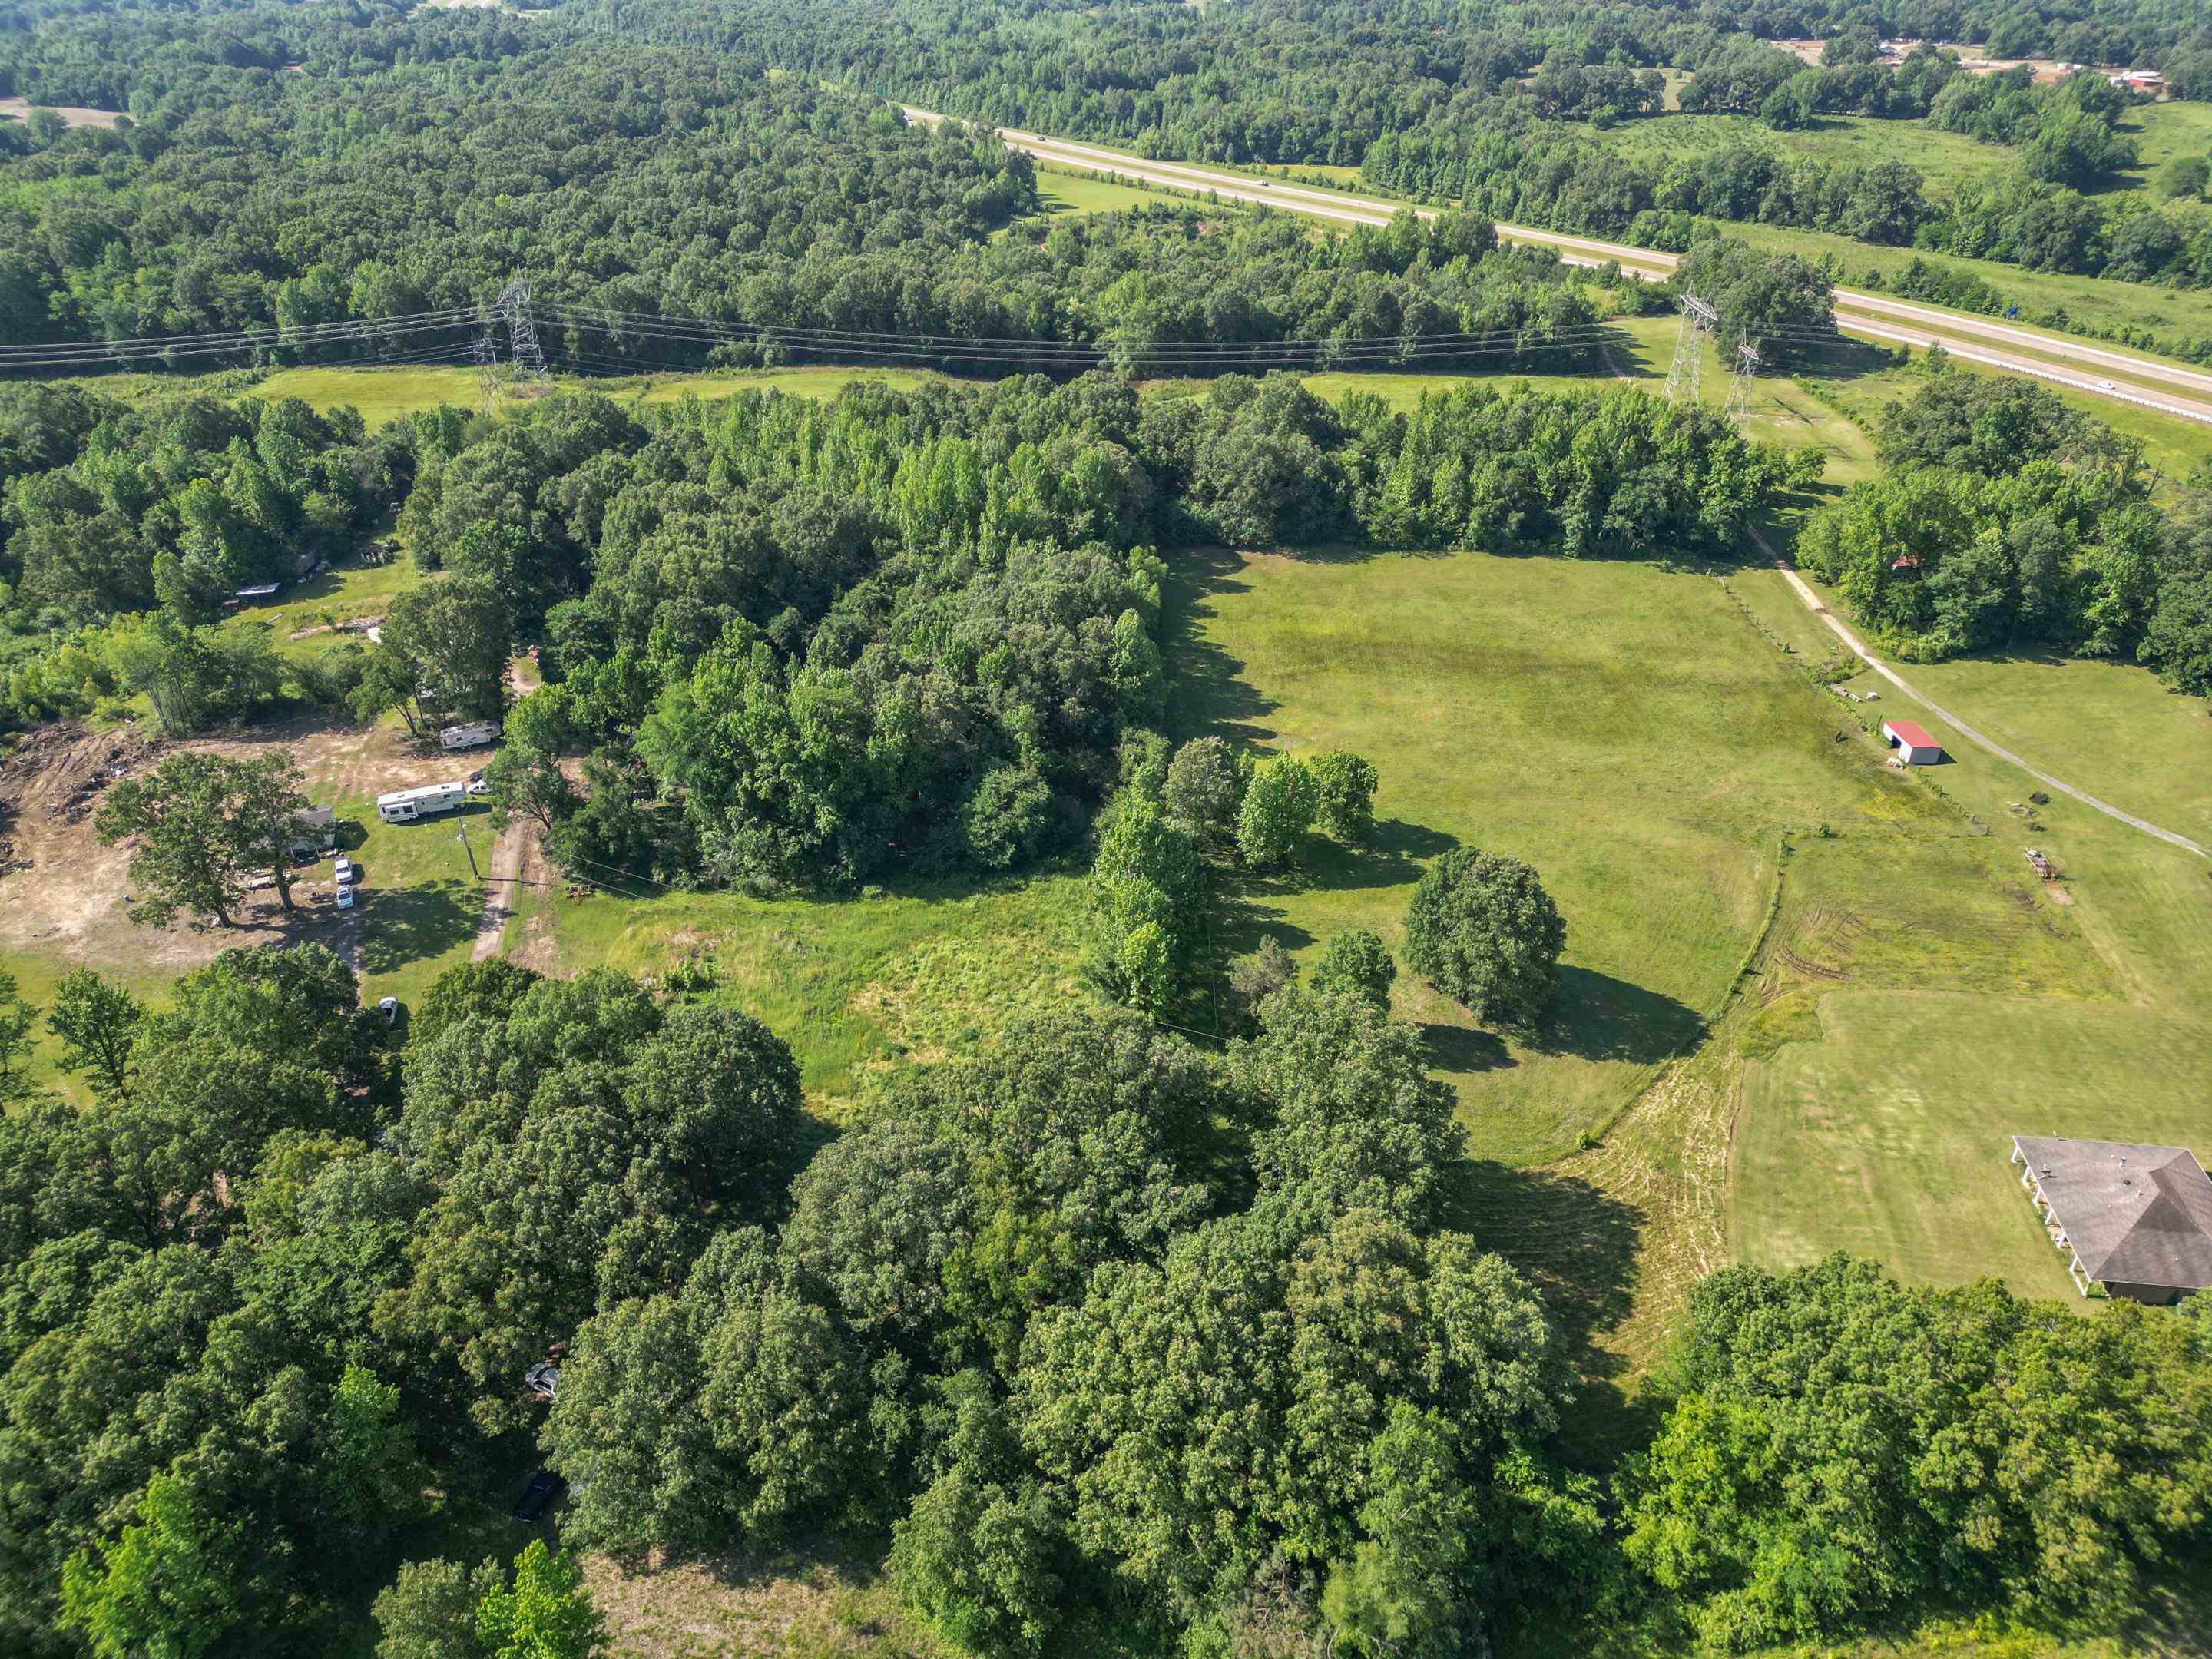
top-left (1737, 989), bottom-right (2212, 1300)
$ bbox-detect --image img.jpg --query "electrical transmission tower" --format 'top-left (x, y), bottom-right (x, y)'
top-left (1724, 341), bottom-right (1761, 422)
top-left (1664, 295), bottom-right (1717, 406)
top-left (497, 276), bottom-right (549, 396)
top-left (471, 323), bottom-right (502, 418)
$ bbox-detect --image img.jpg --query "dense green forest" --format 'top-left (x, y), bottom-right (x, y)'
top-left (2, 0), bottom-right (2209, 350)
top-left (4, 942), bottom-right (2209, 1659)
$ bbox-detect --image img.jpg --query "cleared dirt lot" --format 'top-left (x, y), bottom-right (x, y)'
top-left (0, 97), bottom-right (123, 129)
top-left (0, 713), bottom-right (476, 979)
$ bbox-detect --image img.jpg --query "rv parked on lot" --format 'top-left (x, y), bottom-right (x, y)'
top-left (441, 721), bottom-right (501, 750)
top-left (377, 781), bottom-right (467, 823)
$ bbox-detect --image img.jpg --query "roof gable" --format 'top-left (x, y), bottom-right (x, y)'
top-left (2015, 1136), bottom-right (2212, 1290)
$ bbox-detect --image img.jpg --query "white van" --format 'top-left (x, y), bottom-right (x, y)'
top-left (377, 781), bottom-right (467, 823)
top-left (441, 721), bottom-right (501, 751)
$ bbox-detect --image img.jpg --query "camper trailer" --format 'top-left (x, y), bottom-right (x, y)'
top-left (376, 781), bottom-right (467, 823)
top-left (441, 721), bottom-right (501, 751)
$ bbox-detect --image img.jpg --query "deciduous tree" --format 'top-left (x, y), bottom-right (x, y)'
top-left (1402, 849), bottom-right (1565, 1029)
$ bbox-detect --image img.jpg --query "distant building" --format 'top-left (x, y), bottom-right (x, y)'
top-left (2012, 1136), bottom-right (2212, 1303)
top-left (2109, 68), bottom-right (2164, 88)
top-left (1880, 719), bottom-right (1945, 765)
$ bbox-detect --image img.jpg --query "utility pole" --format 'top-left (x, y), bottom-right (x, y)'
top-left (1665, 295), bottom-right (1717, 406)
top-left (1724, 340), bottom-right (1761, 422)
top-left (498, 275), bottom-right (549, 396)
top-left (455, 822), bottom-right (480, 881)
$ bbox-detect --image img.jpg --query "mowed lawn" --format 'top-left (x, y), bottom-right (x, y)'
top-left (1725, 564), bottom-right (2212, 1303)
top-left (1736, 991), bottom-right (2210, 1300)
top-left (1165, 545), bottom-right (1991, 1164)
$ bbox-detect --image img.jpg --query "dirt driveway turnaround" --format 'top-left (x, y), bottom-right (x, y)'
top-left (0, 713), bottom-right (472, 980)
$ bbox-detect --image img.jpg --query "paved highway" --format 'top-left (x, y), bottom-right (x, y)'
top-left (903, 106), bottom-right (2212, 427)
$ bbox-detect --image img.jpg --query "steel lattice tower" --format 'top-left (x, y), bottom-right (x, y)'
top-left (498, 276), bottom-right (549, 394)
top-left (1724, 341), bottom-right (1761, 422)
top-left (1664, 295), bottom-right (1717, 406)
top-left (471, 323), bottom-right (502, 417)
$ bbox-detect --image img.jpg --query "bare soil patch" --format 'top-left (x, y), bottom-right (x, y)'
top-left (0, 714), bottom-right (464, 977)
top-left (0, 96), bottom-right (122, 129)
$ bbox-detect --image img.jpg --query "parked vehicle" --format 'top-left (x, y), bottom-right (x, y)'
top-left (333, 856), bottom-right (356, 886)
top-left (336, 883), bottom-right (356, 910)
top-left (378, 995), bottom-right (399, 1025)
top-left (377, 782), bottom-right (466, 823)
top-left (509, 1469), bottom-right (566, 1522)
top-left (441, 720), bottom-right (501, 751)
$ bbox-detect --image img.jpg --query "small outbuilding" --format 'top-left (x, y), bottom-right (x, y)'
top-left (1881, 719), bottom-right (1945, 765)
top-left (288, 805), bottom-right (338, 859)
top-left (2011, 1135), bottom-right (2212, 1303)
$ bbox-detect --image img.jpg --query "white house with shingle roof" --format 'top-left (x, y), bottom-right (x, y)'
top-left (2011, 1135), bottom-right (2212, 1303)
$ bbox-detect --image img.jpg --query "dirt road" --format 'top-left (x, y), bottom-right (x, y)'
top-left (469, 820), bottom-right (528, 961)
top-left (1755, 537), bottom-right (2209, 859)
top-left (904, 106), bottom-right (2212, 428)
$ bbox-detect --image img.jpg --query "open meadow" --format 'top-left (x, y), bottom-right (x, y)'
top-left (1724, 564), bottom-right (2212, 1305)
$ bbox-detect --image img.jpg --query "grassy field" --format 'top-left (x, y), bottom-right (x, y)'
top-left (1162, 544), bottom-right (2031, 1165)
top-left (2114, 98), bottom-right (2212, 190)
top-left (1724, 563), bottom-right (2212, 1304)
top-left (1730, 218), bottom-right (2212, 358)
top-left (1589, 109), bottom-right (2015, 193)
top-left (525, 866), bottom-right (1094, 1113)
top-left (1029, 161), bottom-right (1169, 218)
top-left (247, 363), bottom-right (964, 428)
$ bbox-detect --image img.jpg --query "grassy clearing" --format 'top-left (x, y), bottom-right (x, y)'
top-left (1722, 561), bottom-right (2212, 1303)
top-left (1737, 989), bottom-right (2209, 1298)
top-left (338, 786), bottom-right (499, 1011)
top-left (1730, 219), bottom-right (2212, 358)
top-left (1164, 544), bottom-right (1988, 1164)
top-left (1589, 110), bottom-right (2015, 194)
top-left (232, 551), bottom-right (417, 660)
top-left (1028, 161), bottom-right (1170, 218)
top-left (531, 866), bottom-right (1096, 1114)
top-left (248, 363), bottom-right (963, 429)
top-left (2113, 98), bottom-right (2212, 190)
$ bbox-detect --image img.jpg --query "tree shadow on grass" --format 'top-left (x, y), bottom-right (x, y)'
top-left (1418, 1020), bottom-right (1515, 1075)
top-left (1295, 817), bottom-right (1461, 894)
top-left (358, 876), bottom-right (478, 976)
top-left (1211, 886), bottom-right (1318, 962)
top-left (1161, 547), bottom-right (1278, 746)
top-left (1530, 965), bottom-right (1705, 1066)
top-left (1445, 1157), bottom-right (1648, 1461)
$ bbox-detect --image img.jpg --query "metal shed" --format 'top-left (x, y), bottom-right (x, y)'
top-left (1881, 718), bottom-right (1945, 765)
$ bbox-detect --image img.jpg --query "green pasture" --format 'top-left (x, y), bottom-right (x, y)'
top-left (1724, 562), bottom-right (2212, 1302)
top-left (1588, 110), bottom-right (2015, 194)
top-left (1163, 543), bottom-right (1991, 1164)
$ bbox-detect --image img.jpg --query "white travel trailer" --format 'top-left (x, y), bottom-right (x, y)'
top-left (377, 781), bottom-right (467, 823)
top-left (441, 720), bottom-right (501, 751)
